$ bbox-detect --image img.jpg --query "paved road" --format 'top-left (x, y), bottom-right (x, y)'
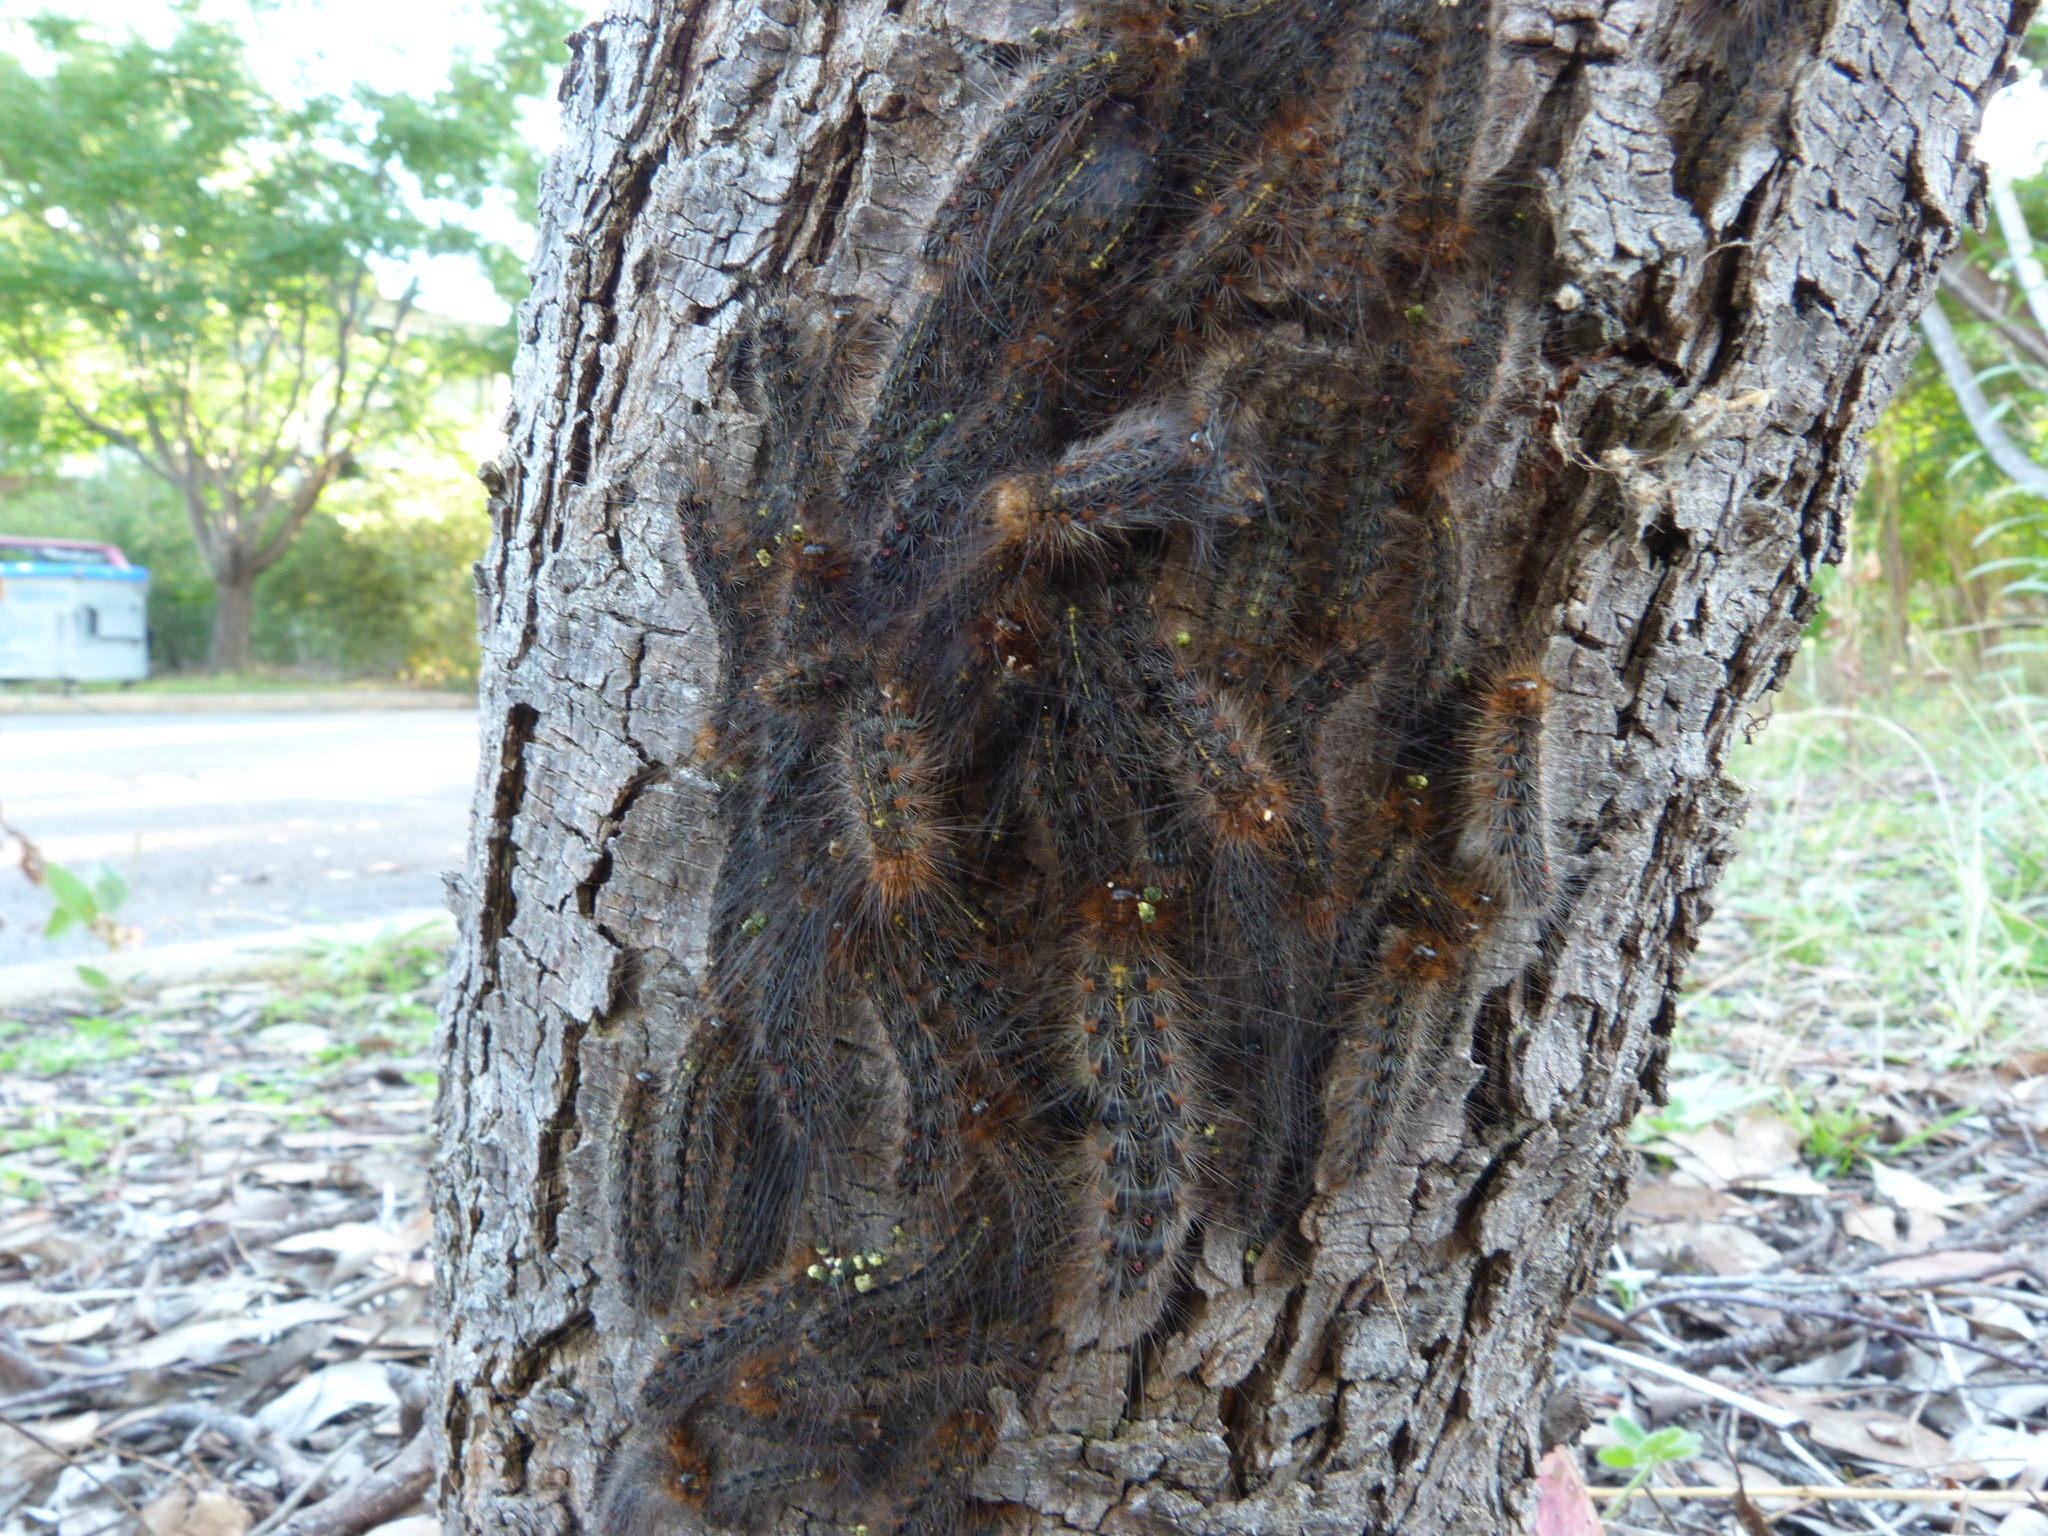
top-left (0, 711), bottom-right (477, 969)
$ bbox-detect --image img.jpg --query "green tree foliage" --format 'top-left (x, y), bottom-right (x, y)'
top-left (0, 1), bottom-right (572, 669)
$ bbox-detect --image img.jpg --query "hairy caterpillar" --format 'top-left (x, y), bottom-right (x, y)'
top-left (603, 0), bottom-right (1572, 1528)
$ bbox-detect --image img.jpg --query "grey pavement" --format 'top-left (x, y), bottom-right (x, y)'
top-left (0, 711), bottom-right (478, 969)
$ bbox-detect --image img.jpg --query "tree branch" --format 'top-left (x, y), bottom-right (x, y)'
top-left (1941, 258), bottom-right (2048, 371)
top-left (1990, 170), bottom-right (2048, 339)
top-left (1919, 299), bottom-right (2048, 497)
top-left (329, 268), bottom-right (414, 467)
top-left (249, 456), bottom-right (342, 575)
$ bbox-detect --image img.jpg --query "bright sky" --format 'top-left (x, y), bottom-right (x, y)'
top-left (1984, 74), bottom-right (2048, 180)
top-left (3, 1), bottom-right (2047, 321)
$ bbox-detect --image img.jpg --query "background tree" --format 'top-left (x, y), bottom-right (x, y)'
top-left (1826, 31), bottom-right (2048, 683)
top-left (432, 1), bottom-right (2026, 1533)
top-left (0, 1), bottom-right (572, 670)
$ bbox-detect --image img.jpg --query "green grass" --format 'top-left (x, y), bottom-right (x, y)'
top-left (1683, 669), bottom-right (2048, 1061)
top-left (0, 1014), bottom-right (139, 1077)
top-left (260, 921), bottom-right (447, 1063)
top-left (0, 928), bottom-right (446, 1205)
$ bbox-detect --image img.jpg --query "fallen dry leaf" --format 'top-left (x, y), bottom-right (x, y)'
top-left (1953, 1424), bottom-right (2048, 1481)
top-left (1775, 1337), bottom-right (1868, 1386)
top-left (1743, 1172), bottom-right (1833, 1197)
top-left (1633, 1218), bottom-right (1781, 1276)
top-left (17, 1304), bottom-right (119, 1344)
top-left (1997, 1051), bottom-right (2048, 1084)
top-left (199, 1189), bottom-right (295, 1225)
top-left (1972, 1295), bottom-right (2038, 1342)
top-left (141, 1484), bottom-right (252, 1536)
top-left (249, 1163), bottom-right (342, 1187)
top-left (1533, 1446), bottom-right (1603, 1536)
top-left (1624, 1183), bottom-right (1745, 1220)
top-left (1840, 1198), bottom-right (1901, 1250)
top-left (271, 1221), bottom-right (418, 1259)
top-left (333, 1315), bottom-right (437, 1349)
top-left (1762, 1396), bottom-right (1986, 1478)
top-left (0, 1208), bottom-right (55, 1242)
top-left (255, 1359), bottom-right (401, 1441)
top-left (0, 1412), bottom-right (98, 1499)
top-left (1867, 1248), bottom-right (2022, 1283)
top-left (116, 1298), bottom-right (350, 1371)
top-left (0, 1214), bottom-right (89, 1268)
top-left (253, 1023), bottom-right (333, 1056)
top-left (1870, 1161), bottom-right (1987, 1213)
top-left (1651, 1110), bottom-right (1803, 1188)
top-left (272, 1218), bottom-right (424, 1283)
top-left (277, 1130), bottom-right (420, 1151)
top-left (369, 1254), bottom-right (434, 1288)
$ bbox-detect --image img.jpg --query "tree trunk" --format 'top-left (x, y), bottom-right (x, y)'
top-left (209, 566), bottom-right (256, 674)
top-left (433, 0), bottom-right (2024, 1532)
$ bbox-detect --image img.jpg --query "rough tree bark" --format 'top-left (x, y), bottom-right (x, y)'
top-left (209, 568), bottom-right (259, 675)
top-left (433, 0), bottom-right (2026, 1531)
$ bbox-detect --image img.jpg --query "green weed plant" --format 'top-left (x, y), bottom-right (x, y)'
top-left (41, 860), bottom-right (130, 951)
top-left (1597, 1414), bottom-right (1704, 1501)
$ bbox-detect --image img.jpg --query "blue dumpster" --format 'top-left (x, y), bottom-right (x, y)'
top-left (0, 537), bottom-right (150, 682)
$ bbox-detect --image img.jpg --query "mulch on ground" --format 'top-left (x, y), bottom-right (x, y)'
top-left (0, 906), bottom-right (2041, 1536)
top-left (0, 950), bottom-right (438, 1536)
top-left (1553, 966), bottom-right (2048, 1530)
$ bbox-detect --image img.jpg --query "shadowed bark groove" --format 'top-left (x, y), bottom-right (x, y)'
top-left (434, 0), bottom-right (2028, 1530)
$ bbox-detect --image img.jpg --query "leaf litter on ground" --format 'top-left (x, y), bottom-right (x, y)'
top-left (6, 698), bottom-right (2044, 1535)
top-left (1550, 692), bottom-right (2048, 1534)
top-left (0, 926), bottom-right (443, 1536)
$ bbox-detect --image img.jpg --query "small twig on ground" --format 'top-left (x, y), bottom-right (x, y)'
top-left (1557, 1336), bottom-right (1806, 1428)
top-left (274, 1425), bottom-right (433, 1536)
top-left (0, 1410), bottom-right (151, 1532)
top-left (1625, 1292), bottom-right (2048, 1375)
top-left (0, 1350), bottom-right (267, 1417)
top-left (1774, 1429), bottom-right (1906, 1536)
top-left (1667, 1318), bottom-right (1860, 1373)
top-left (1647, 1260), bottom-right (2028, 1295)
top-left (1917, 1134), bottom-right (2000, 1181)
top-left (1571, 1299), bottom-right (1664, 1347)
top-left (136, 1404), bottom-right (319, 1490)
top-left (247, 1426), bottom-right (368, 1536)
top-left (1760, 1200), bottom-right (1835, 1273)
top-left (1841, 1179), bottom-right (2048, 1273)
top-left (1593, 1487), bottom-right (2044, 1508)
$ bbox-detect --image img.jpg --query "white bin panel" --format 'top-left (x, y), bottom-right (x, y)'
top-left (86, 589), bottom-right (147, 641)
top-left (0, 568), bottom-right (150, 681)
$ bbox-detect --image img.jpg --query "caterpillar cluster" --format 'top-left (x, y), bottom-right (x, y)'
top-left (604, 0), bottom-right (1562, 1528)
